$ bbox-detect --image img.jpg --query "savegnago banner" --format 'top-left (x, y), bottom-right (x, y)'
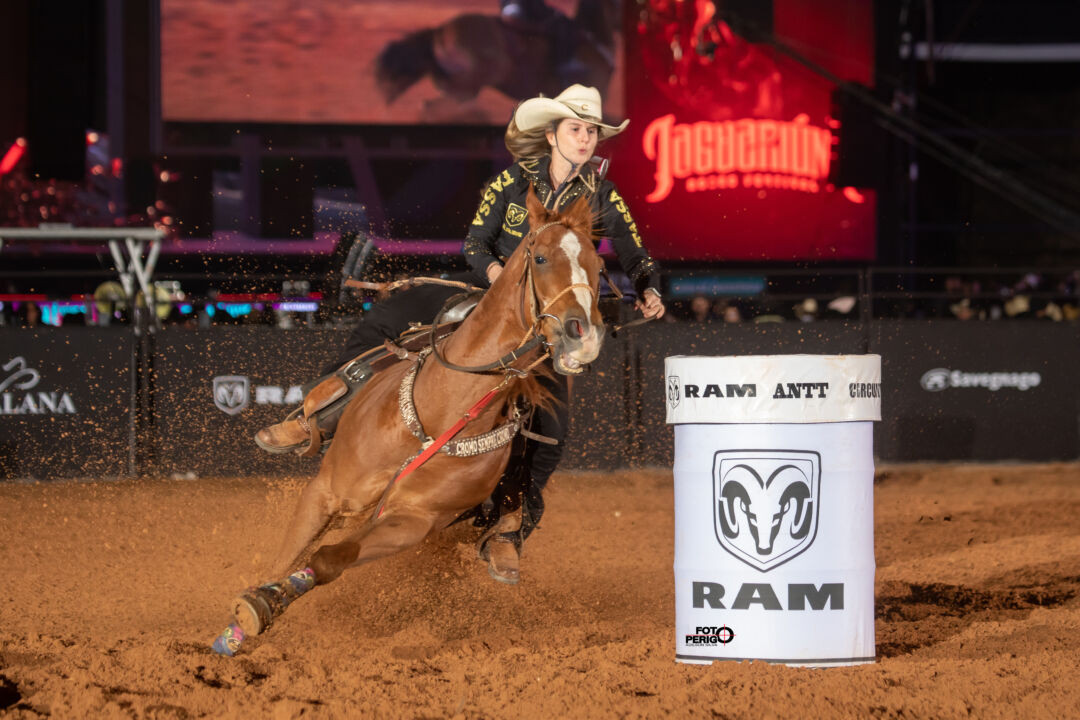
top-left (667, 354), bottom-right (879, 667)
top-left (0, 356), bottom-right (77, 416)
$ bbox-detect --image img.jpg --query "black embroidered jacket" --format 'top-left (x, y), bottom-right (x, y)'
top-left (463, 156), bottom-right (661, 296)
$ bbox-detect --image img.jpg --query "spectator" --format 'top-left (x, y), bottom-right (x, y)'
top-left (1004, 294), bottom-right (1031, 319)
top-left (715, 299), bottom-right (742, 323)
top-left (793, 298), bottom-right (818, 322)
top-left (689, 293), bottom-right (712, 322)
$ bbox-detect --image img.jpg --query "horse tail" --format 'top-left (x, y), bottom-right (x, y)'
top-left (375, 28), bottom-right (437, 104)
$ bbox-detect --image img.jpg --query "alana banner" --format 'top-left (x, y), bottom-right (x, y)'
top-left (612, 0), bottom-right (877, 261)
top-left (0, 329), bottom-right (133, 479)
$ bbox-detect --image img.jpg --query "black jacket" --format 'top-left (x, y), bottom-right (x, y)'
top-left (463, 156), bottom-right (661, 296)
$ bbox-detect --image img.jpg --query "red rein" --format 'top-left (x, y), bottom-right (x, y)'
top-left (375, 385), bottom-right (503, 518)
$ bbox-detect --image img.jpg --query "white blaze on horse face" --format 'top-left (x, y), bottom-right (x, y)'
top-left (555, 230), bottom-right (601, 370)
top-left (559, 231), bottom-right (593, 316)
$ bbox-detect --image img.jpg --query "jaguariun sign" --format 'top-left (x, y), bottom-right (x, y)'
top-left (666, 354), bottom-right (880, 667)
top-left (642, 114), bottom-right (833, 202)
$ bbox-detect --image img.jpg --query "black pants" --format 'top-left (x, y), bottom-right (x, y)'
top-left (472, 370), bottom-right (569, 547)
top-left (327, 272), bottom-right (568, 543)
top-left (321, 275), bottom-right (470, 375)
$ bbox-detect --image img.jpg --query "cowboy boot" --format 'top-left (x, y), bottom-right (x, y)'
top-left (254, 373), bottom-right (348, 454)
top-left (477, 506), bottom-right (523, 585)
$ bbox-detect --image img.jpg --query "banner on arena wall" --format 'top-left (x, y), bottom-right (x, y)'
top-left (666, 354), bottom-right (880, 666)
top-left (0, 329), bottom-right (133, 479)
top-left (152, 327), bottom-right (340, 477)
top-left (873, 320), bottom-right (1079, 461)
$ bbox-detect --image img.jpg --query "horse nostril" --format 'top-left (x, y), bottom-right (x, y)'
top-left (566, 318), bottom-right (584, 339)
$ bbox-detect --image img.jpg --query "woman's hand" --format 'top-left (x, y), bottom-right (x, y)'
top-left (636, 288), bottom-right (666, 319)
top-left (486, 263), bottom-right (503, 284)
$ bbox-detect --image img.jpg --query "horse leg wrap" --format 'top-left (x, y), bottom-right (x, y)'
top-left (210, 622), bottom-right (246, 657)
top-left (232, 568), bottom-right (317, 636)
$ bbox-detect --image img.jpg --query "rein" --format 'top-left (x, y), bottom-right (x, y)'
top-left (367, 222), bottom-right (599, 522)
top-left (430, 220), bottom-right (595, 377)
top-left (345, 276), bottom-right (485, 294)
top-left (371, 351), bottom-right (549, 521)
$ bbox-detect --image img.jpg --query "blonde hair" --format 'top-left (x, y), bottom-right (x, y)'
top-left (504, 116), bottom-right (559, 162)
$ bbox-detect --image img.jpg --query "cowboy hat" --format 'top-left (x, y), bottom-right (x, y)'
top-left (514, 84), bottom-right (629, 139)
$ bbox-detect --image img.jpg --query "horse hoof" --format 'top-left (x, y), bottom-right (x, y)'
top-left (211, 622), bottom-right (246, 656)
top-left (487, 565), bottom-right (520, 585)
top-left (483, 539), bottom-right (521, 585)
top-left (232, 589), bottom-right (273, 635)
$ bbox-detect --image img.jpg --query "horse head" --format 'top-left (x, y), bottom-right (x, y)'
top-left (520, 184), bottom-right (605, 375)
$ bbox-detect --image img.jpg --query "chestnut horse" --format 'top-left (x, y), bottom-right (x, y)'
top-left (212, 187), bottom-right (605, 655)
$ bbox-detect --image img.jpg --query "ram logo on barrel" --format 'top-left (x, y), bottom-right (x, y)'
top-left (712, 450), bottom-right (820, 572)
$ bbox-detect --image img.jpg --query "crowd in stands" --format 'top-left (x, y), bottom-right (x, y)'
top-left (3, 269), bottom-right (1079, 329)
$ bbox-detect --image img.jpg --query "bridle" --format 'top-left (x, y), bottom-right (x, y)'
top-left (430, 220), bottom-right (596, 376)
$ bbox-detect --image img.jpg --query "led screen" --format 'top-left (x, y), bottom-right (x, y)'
top-left (161, 0), bottom-right (625, 125)
top-left (611, 0), bottom-right (877, 261)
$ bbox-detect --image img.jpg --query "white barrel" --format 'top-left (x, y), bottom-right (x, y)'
top-left (665, 354), bottom-right (881, 667)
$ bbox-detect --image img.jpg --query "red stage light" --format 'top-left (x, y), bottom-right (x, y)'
top-left (842, 187), bottom-right (867, 204)
top-left (0, 138), bottom-right (28, 176)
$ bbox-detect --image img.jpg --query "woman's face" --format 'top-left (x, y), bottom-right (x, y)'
top-left (547, 118), bottom-right (600, 165)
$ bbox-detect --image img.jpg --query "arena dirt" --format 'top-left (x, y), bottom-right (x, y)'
top-left (2, 463), bottom-right (1079, 718)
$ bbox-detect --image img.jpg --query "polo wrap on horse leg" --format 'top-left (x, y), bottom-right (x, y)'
top-left (230, 567), bottom-right (317, 637)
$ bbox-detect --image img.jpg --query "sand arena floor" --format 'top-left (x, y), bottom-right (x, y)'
top-left (1, 463), bottom-right (1079, 719)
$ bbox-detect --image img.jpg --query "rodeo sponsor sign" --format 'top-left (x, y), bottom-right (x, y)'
top-left (0, 356), bottom-right (77, 415)
top-left (0, 329), bottom-right (132, 479)
top-left (666, 355), bottom-right (880, 667)
top-left (920, 368), bottom-right (1041, 392)
top-left (212, 375), bottom-right (304, 415)
top-left (666, 354), bottom-right (882, 425)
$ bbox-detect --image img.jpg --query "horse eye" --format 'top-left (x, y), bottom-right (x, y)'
top-left (535, 255), bottom-right (547, 265)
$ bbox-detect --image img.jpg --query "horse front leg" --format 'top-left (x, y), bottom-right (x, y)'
top-left (211, 509), bottom-right (436, 656)
top-left (309, 510), bottom-right (436, 582)
top-left (211, 472), bottom-right (338, 656)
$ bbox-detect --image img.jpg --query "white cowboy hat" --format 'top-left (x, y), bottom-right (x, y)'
top-left (514, 84), bottom-right (629, 139)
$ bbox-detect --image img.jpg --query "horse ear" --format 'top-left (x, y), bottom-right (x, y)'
top-left (525, 184), bottom-right (549, 227)
top-left (566, 193), bottom-right (592, 227)
top-left (565, 192), bottom-right (595, 240)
